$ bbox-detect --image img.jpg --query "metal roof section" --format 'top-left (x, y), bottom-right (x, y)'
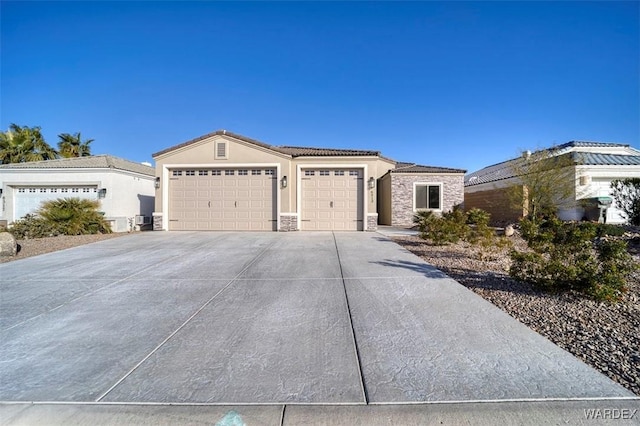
top-left (466, 141), bottom-right (640, 187)
top-left (0, 155), bottom-right (155, 176)
top-left (573, 152), bottom-right (640, 166)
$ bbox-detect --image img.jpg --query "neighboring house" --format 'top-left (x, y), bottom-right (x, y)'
top-left (465, 141), bottom-right (640, 224)
top-left (151, 130), bottom-right (465, 231)
top-left (0, 155), bottom-right (156, 232)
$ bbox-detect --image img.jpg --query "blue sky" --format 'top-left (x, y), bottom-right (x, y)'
top-left (1, 1), bottom-right (638, 172)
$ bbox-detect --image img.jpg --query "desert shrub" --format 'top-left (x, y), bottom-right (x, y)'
top-left (413, 210), bottom-right (435, 234)
top-left (595, 223), bottom-right (626, 237)
top-left (9, 198), bottom-right (111, 238)
top-left (9, 214), bottom-right (63, 239)
top-left (466, 208), bottom-right (491, 225)
top-left (509, 217), bottom-right (636, 302)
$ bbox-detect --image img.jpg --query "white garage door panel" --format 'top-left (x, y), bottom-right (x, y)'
top-left (14, 187), bottom-right (99, 221)
top-left (301, 169), bottom-right (363, 231)
top-left (169, 169), bottom-right (276, 231)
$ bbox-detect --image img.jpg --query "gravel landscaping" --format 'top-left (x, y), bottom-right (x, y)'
top-left (0, 233), bottom-right (126, 264)
top-left (394, 234), bottom-right (640, 396)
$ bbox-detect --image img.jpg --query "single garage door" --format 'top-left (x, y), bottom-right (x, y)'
top-left (14, 186), bottom-right (99, 221)
top-left (169, 168), bottom-right (276, 231)
top-left (301, 169), bottom-right (363, 231)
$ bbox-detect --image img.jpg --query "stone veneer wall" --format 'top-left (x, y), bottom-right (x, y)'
top-left (366, 214), bottom-right (378, 231)
top-left (152, 212), bottom-right (163, 231)
top-left (391, 174), bottom-right (464, 227)
top-left (279, 214), bottom-right (299, 231)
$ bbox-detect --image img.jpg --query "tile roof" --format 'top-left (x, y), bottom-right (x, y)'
top-left (152, 130), bottom-right (273, 158)
top-left (152, 129), bottom-right (384, 158)
top-left (274, 146), bottom-right (380, 157)
top-left (392, 162), bottom-right (466, 174)
top-left (0, 155), bottom-right (155, 176)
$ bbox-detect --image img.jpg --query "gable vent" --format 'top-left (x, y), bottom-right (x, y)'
top-left (216, 141), bottom-right (227, 159)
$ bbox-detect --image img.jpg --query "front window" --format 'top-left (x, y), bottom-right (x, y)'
top-left (414, 183), bottom-right (441, 210)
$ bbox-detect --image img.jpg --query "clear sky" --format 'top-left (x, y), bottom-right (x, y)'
top-left (1, 1), bottom-right (638, 173)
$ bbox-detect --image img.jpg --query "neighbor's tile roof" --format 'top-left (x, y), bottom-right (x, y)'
top-left (0, 155), bottom-right (155, 176)
top-left (392, 162), bottom-right (466, 174)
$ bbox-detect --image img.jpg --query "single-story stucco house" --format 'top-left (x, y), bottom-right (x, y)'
top-left (151, 130), bottom-right (465, 231)
top-left (0, 155), bottom-right (156, 232)
top-left (465, 141), bottom-right (640, 224)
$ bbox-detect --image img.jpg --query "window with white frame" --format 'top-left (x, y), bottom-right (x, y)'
top-left (414, 183), bottom-right (442, 210)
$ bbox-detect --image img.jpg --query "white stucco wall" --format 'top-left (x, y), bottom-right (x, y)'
top-left (0, 168), bottom-right (155, 232)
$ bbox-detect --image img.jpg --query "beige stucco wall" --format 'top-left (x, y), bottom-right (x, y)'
top-left (153, 134), bottom-right (293, 213)
top-left (378, 173), bottom-right (392, 225)
top-left (291, 157), bottom-right (394, 216)
top-left (152, 134), bottom-right (396, 230)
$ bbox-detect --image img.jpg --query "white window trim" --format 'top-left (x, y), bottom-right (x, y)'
top-left (296, 164), bottom-right (368, 230)
top-left (412, 181), bottom-right (444, 212)
top-left (162, 163), bottom-right (281, 231)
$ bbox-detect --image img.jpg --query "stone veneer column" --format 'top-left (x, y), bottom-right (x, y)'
top-left (152, 212), bottom-right (163, 231)
top-left (279, 214), bottom-right (299, 231)
top-left (366, 213), bottom-right (378, 231)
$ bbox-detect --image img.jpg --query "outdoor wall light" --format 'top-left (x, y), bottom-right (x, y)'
top-left (154, 176), bottom-right (161, 189)
top-left (368, 177), bottom-right (376, 189)
top-left (0, 188), bottom-right (3, 197)
top-left (281, 176), bottom-right (288, 189)
top-left (98, 188), bottom-right (107, 199)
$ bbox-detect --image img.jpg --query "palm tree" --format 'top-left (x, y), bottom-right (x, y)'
top-left (0, 124), bottom-right (58, 164)
top-left (57, 132), bottom-right (94, 158)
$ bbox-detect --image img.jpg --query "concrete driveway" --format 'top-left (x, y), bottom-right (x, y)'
top-left (0, 232), bottom-right (634, 407)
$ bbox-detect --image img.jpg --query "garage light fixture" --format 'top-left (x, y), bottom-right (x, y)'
top-left (98, 188), bottom-right (107, 199)
top-left (154, 176), bottom-right (160, 189)
top-left (0, 188), bottom-right (3, 197)
top-left (368, 177), bottom-right (375, 189)
top-left (281, 176), bottom-right (288, 189)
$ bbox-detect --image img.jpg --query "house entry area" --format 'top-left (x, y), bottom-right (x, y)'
top-left (168, 168), bottom-right (277, 231)
top-left (301, 169), bottom-right (364, 231)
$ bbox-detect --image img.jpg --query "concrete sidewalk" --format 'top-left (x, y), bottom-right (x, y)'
top-left (2, 400), bottom-right (639, 425)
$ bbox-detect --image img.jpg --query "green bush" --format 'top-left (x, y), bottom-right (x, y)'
top-left (509, 217), bottom-right (636, 302)
top-left (466, 208), bottom-right (491, 225)
top-left (9, 214), bottom-right (63, 239)
top-left (9, 198), bottom-right (111, 238)
top-left (595, 223), bottom-right (626, 237)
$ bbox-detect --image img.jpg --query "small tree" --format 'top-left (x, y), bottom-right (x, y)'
top-left (610, 178), bottom-right (640, 226)
top-left (506, 149), bottom-right (578, 223)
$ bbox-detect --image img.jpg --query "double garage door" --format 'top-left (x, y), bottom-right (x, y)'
top-left (169, 168), bottom-right (277, 231)
top-left (168, 167), bottom-right (364, 231)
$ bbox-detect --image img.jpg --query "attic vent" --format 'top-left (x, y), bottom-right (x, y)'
top-left (215, 141), bottom-right (228, 159)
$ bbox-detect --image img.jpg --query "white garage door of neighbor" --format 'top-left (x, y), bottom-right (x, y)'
top-left (301, 169), bottom-right (363, 231)
top-left (14, 186), bottom-right (99, 221)
top-left (169, 168), bottom-right (277, 231)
